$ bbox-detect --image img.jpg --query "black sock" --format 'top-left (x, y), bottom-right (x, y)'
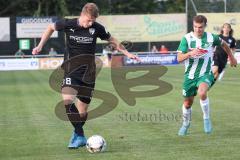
top-left (65, 103), bottom-right (88, 136)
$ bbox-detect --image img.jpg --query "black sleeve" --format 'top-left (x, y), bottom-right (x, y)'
top-left (230, 37), bottom-right (236, 48)
top-left (54, 19), bottom-right (66, 31)
top-left (96, 23), bottom-right (111, 40)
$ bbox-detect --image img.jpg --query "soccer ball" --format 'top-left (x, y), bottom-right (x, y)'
top-left (86, 135), bottom-right (107, 153)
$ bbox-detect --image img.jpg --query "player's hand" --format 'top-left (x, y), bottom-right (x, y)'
top-left (127, 53), bottom-right (141, 62)
top-left (32, 46), bottom-right (42, 55)
top-left (189, 48), bottom-right (207, 58)
top-left (229, 56), bottom-right (237, 67)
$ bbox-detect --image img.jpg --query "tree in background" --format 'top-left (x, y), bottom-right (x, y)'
top-left (0, 0), bottom-right (185, 17)
top-left (0, 0), bottom-right (69, 16)
top-left (2, 0), bottom-right (240, 17)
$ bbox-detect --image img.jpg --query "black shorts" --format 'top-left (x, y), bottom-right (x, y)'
top-left (61, 72), bottom-right (95, 104)
top-left (213, 54), bottom-right (227, 74)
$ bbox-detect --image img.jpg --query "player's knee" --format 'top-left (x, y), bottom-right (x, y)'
top-left (63, 99), bottom-right (74, 106)
top-left (198, 84), bottom-right (208, 98)
top-left (184, 100), bottom-right (193, 108)
top-left (62, 94), bottom-right (76, 105)
top-left (198, 91), bottom-right (207, 99)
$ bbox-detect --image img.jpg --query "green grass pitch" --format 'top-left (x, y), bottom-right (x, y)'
top-left (0, 66), bottom-right (240, 160)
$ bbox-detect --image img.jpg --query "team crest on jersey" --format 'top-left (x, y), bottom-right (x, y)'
top-left (89, 28), bottom-right (95, 35)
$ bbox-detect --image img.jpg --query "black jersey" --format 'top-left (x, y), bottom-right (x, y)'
top-left (55, 18), bottom-right (111, 60)
top-left (55, 18), bottom-right (111, 74)
top-left (214, 34), bottom-right (236, 63)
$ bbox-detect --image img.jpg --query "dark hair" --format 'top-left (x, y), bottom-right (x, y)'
top-left (193, 15), bottom-right (207, 26)
top-left (220, 23), bottom-right (233, 37)
top-left (82, 3), bottom-right (99, 18)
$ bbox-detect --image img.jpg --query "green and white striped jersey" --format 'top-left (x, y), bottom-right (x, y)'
top-left (177, 31), bottom-right (222, 79)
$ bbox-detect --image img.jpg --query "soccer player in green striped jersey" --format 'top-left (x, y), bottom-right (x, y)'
top-left (177, 15), bottom-right (237, 136)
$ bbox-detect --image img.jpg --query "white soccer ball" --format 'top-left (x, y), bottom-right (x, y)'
top-left (86, 135), bottom-right (107, 153)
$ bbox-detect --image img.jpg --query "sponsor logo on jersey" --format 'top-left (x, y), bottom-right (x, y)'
top-left (202, 42), bottom-right (212, 48)
top-left (70, 28), bottom-right (75, 33)
top-left (69, 35), bottom-right (93, 44)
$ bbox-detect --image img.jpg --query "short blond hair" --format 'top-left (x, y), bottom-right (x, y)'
top-left (82, 3), bottom-right (99, 18)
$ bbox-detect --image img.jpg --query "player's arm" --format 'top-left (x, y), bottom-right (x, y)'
top-left (221, 41), bottom-right (237, 67)
top-left (177, 37), bottom-right (202, 63)
top-left (107, 36), bottom-right (140, 61)
top-left (177, 51), bottom-right (191, 63)
top-left (231, 47), bottom-right (236, 54)
top-left (177, 49), bottom-right (203, 63)
top-left (32, 24), bottom-right (56, 55)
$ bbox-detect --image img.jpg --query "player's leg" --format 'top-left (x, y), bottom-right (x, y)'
top-left (71, 98), bottom-right (89, 148)
top-left (62, 86), bottom-right (87, 149)
top-left (212, 65), bottom-right (219, 80)
top-left (197, 82), bottom-right (212, 134)
top-left (72, 81), bottom-right (95, 148)
top-left (178, 96), bottom-right (194, 136)
top-left (212, 55), bottom-right (226, 82)
top-left (217, 69), bottom-right (225, 81)
top-left (183, 97), bottom-right (194, 127)
top-left (212, 53), bottom-right (220, 85)
top-left (72, 95), bottom-right (93, 145)
top-left (178, 77), bottom-right (197, 136)
top-left (217, 57), bottom-right (228, 81)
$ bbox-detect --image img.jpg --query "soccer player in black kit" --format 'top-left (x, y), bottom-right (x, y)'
top-left (212, 23), bottom-right (237, 81)
top-left (32, 3), bottom-right (139, 149)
